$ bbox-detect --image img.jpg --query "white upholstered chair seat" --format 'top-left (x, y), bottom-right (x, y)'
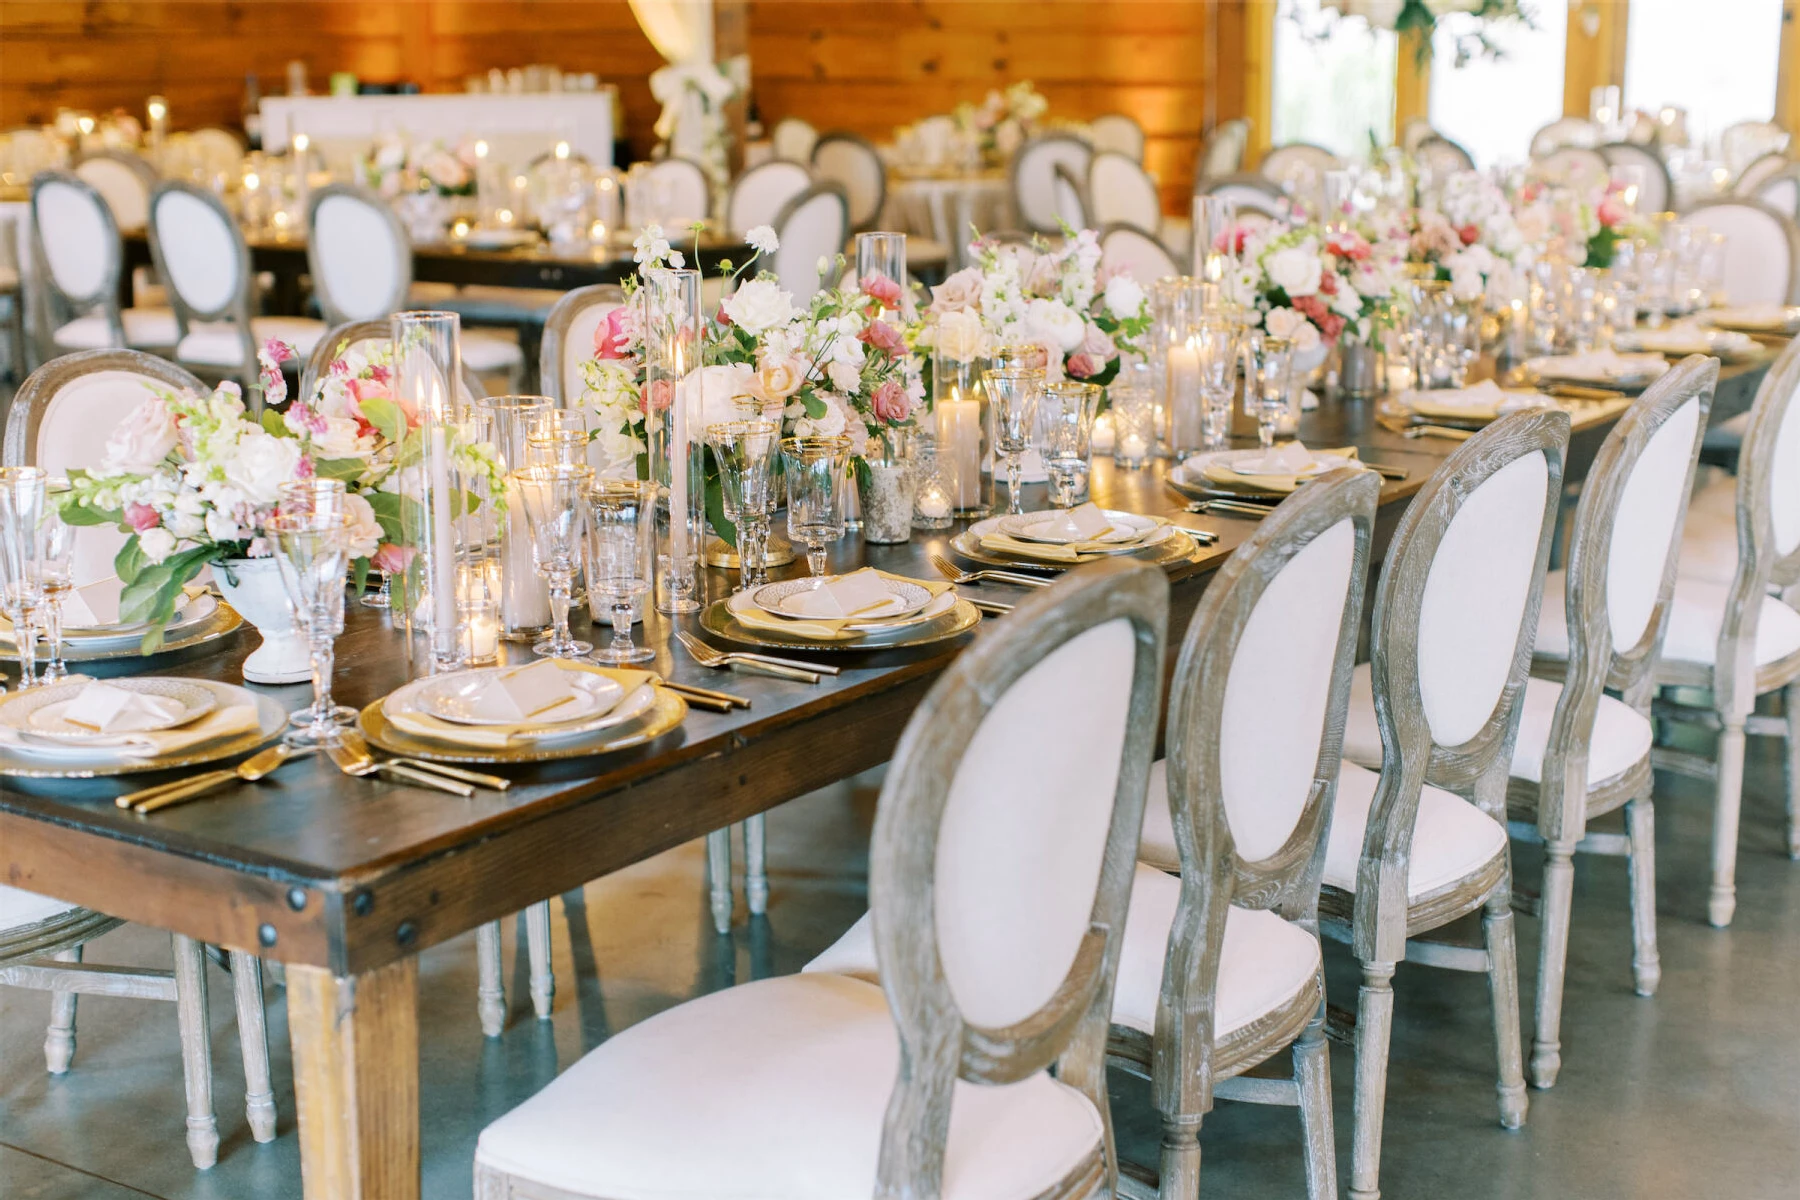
top-left (461, 328), bottom-right (524, 373)
top-left (176, 316), bottom-right (324, 365)
top-left (1658, 578), bottom-right (1800, 668)
top-left (53, 307), bottom-right (179, 350)
top-left (803, 863), bottom-right (1320, 1043)
top-left (0, 884), bottom-right (80, 931)
top-left (1670, 480), bottom-right (1745, 586)
top-left (473, 973), bottom-right (1103, 1200)
top-left (1326, 761), bottom-right (1508, 899)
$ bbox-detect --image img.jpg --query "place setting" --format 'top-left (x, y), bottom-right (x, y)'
top-left (1699, 304), bottom-right (1800, 337)
top-left (1612, 320), bottom-right (1763, 360)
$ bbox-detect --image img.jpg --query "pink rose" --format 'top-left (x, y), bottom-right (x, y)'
top-left (1079, 321), bottom-right (1116, 361)
top-left (124, 502), bottom-right (161, 532)
top-left (857, 319), bottom-right (907, 357)
top-left (643, 378), bottom-right (674, 414)
top-left (593, 306), bottom-right (633, 360)
top-left (1597, 197), bottom-right (1626, 228)
top-left (860, 272), bottom-right (902, 309)
top-left (372, 543), bottom-right (415, 574)
top-left (927, 267), bottom-right (984, 315)
top-left (871, 379), bottom-right (912, 423)
top-left (348, 376), bottom-right (392, 406)
top-left (1065, 353), bottom-right (1101, 379)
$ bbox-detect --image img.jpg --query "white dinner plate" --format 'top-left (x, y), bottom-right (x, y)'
top-left (996, 510), bottom-right (1156, 545)
top-left (751, 576), bottom-right (935, 622)
top-left (413, 668), bottom-right (625, 727)
top-left (0, 677), bottom-right (218, 741)
top-left (384, 674), bottom-right (655, 743)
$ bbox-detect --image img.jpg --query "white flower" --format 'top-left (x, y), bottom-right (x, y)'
top-left (633, 224), bottom-right (672, 268)
top-left (1103, 274), bottom-right (1147, 321)
top-left (312, 416), bottom-right (376, 462)
top-left (138, 527), bottom-right (177, 564)
top-left (1265, 306), bottom-right (1310, 341)
top-left (722, 279), bottom-right (798, 335)
top-left (1267, 243), bottom-right (1323, 298)
top-left (342, 492), bottom-right (382, 560)
top-left (936, 308), bottom-right (987, 364)
top-left (205, 509), bottom-right (241, 543)
top-left (745, 225), bottom-right (779, 255)
top-left (792, 391), bottom-right (848, 439)
top-left (1024, 298), bottom-right (1086, 353)
top-left (1330, 279), bottom-right (1361, 320)
top-left (681, 364), bottom-right (761, 438)
top-left (827, 358), bottom-right (862, 394)
top-left (222, 431), bottom-right (303, 507)
top-left (100, 396), bottom-right (180, 475)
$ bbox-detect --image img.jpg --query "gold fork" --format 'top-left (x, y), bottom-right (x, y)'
top-left (676, 631), bottom-right (824, 684)
top-left (928, 552), bottom-right (1052, 589)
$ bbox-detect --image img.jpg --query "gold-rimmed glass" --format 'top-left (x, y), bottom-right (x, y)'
top-left (707, 420), bottom-right (781, 592)
top-left (586, 479), bottom-right (655, 664)
top-left (513, 462), bottom-right (595, 658)
top-left (268, 510), bottom-right (355, 745)
top-left (1247, 335), bottom-right (1294, 454)
top-left (1038, 381), bottom-right (1100, 509)
top-left (981, 366), bottom-right (1042, 515)
top-left (782, 435), bottom-right (851, 578)
top-left (0, 466), bottom-right (47, 690)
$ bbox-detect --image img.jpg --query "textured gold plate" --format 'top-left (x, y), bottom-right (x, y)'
top-left (0, 603), bottom-right (246, 662)
top-left (698, 596), bottom-right (983, 651)
top-left (358, 686), bottom-right (688, 764)
top-left (0, 683), bottom-right (283, 778)
top-left (948, 526), bottom-right (1201, 573)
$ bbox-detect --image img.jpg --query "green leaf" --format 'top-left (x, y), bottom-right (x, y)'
top-left (801, 394), bottom-right (827, 419)
top-left (351, 556), bottom-right (371, 597)
top-left (58, 503), bottom-right (121, 527)
top-left (114, 537), bottom-right (147, 586)
top-left (118, 546), bottom-right (211, 651)
top-left (313, 457), bottom-right (367, 484)
top-left (360, 397), bottom-right (406, 445)
top-left (261, 410), bottom-right (295, 438)
top-left (703, 451), bottom-right (735, 549)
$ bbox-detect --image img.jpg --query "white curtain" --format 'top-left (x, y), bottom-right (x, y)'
top-left (632, 0), bottom-right (742, 192)
top-left (629, 0), bottom-right (714, 65)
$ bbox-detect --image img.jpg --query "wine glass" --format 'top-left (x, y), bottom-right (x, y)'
top-left (707, 420), bottom-right (781, 592)
top-left (267, 510), bottom-right (354, 746)
top-left (782, 435), bottom-right (851, 579)
top-left (585, 479), bottom-right (654, 665)
top-left (0, 467), bottom-right (47, 690)
top-left (1191, 320), bottom-right (1242, 452)
top-left (279, 477), bottom-right (347, 518)
top-left (34, 479), bottom-right (77, 684)
top-left (982, 366), bottom-right (1042, 515)
top-left (1247, 335), bottom-right (1294, 456)
top-left (1037, 381), bottom-right (1099, 509)
top-left (513, 462), bottom-right (595, 658)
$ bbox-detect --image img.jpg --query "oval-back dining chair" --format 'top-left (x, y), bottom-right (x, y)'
top-left (1013, 133), bottom-right (1094, 235)
top-left (1754, 161), bottom-right (1800, 222)
top-left (769, 182), bottom-right (849, 302)
top-left (1051, 161), bottom-right (1089, 228)
top-left (811, 132), bottom-right (887, 233)
top-left (1733, 150), bottom-right (1792, 198)
top-left (31, 171), bottom-right (177, 357)
top-left (1194, 118), bottom-right (1251, 186)
top-left (722, 159), bottom-right (811, 237)
top-left (1598, 141), bottom-right (1674, 215)
top-left (642, 157), bottom-right (710, 227)
top-left (1098, 224), bottom-right (1180, 287)
top-left (1088, 151), bottom-right (1161, 236)
top-left (1682, 198), bottom-right (1800, 305)
top-left (1330, 407), bottom-right (1571, 1200)
top-left (538, 284), bottom-right (628, 408)
top-left (1415, 135), bottom-right (1475, 178)
top-left (1258, 142), bottom-right (1342, 196)
top-left (1505, 357), bottom-right (1713, 1089)
top-left (769, 115), bottom-right (819, 164)
top-left (1088, 113), bottom-right (1146, 163)
top-left (72, 149), bottom-right (158, 233)
top-left (474, 559), bottom-right (1169, 1199)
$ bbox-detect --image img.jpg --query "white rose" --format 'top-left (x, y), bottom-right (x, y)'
top-left (827, 358), bottom-right (862, 394)
top-left (1449, 258), bottom-right (1486, 302)
top-left (936, 308), bottom-right (988, 364)
top-left (1265, 306), bottom-right (1309, 341)
top-left (343, 492), bottom-right (382, 560)
top-left (1024, 298), bottom-right (1086, 353)
top-left (1103, 274), bottom-right (1147, 322)
top-left (101, 396), bottom-right (180, 475)
top-left (1267, 244), bottom-right (1323, 298)
top-left (205, 509), bottom-right (241, 543)
top-left (681, 364), bottom-right (761, 439)
top-left (312, 416), bottom-right (375, 461)
top-left (723, 279), bottom-right (797, 335)
top-left (1290, 321), bottom-right (1322, 355)
top-left (138, 526), bottom-right (177, 564)
top-left (223, 431), bottom-right (303, 507)
top-left (1330, 280), bottom-right (1361, 320)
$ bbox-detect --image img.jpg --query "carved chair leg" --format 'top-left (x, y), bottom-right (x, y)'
top-left (1156, 1115), bottom-right (1202, 1200)
top-left (1530, 839), bottom-right (1577, 1090)
top-left (1626, 796), bottom-right (1662, 996)
top-left (1711, 714), bottom-right (1748, 928)
top-left (228, 951), bottom-right (277, 1142)
top-left (43, 945), bottom-right (80, 1074)
top-left (1294, 1005), bottom-right (1338, 1200)
top-left (743, 815), bottom-right (769, 916)
top-left (1348, 959), bottom-right (1395, 1200)
top-left (1784, 682), bottom-right (1800, 861)
top-left (171, 934), bottom-right (221, 1170)
top-left (475, 921), bottom-right (506, 1038)
top-left (525, 901), bottom-right (555, 1021)
top-left (706, 828), bottom-right (733, 935)
top-left (1483, 890), bottom-right (1530, 1129)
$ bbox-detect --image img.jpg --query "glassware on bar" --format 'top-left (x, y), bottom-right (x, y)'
top-left (268, 510), bottom-right (355, 745)
top-left (1038, 381), bottom-right (1100, 509)
top-left (512, 463), bottom-right (594, 659)
top-left (34, 478), bottom-right (75, 684)
top-left (982, 367), bottom-right (1043, 516)
top-left (707, 420), bottom-right (781, 592)
top-left (0, 467), bottom-right (46, 691)
top-left (585, 479), bottom-right (655, 665)
top-left (782, 436), bottom-right (851, 578)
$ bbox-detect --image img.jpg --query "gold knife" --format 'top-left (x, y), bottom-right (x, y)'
top-left (124, 743), bottom-right (308, 814)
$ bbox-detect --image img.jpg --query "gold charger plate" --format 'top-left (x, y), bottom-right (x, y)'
top-left (0, 683), bottom-right (283, 779)
top-left (948, 526), bottom-right (1201, 574)
top-left (0, 602), bottom-right (245, 662)
top-left (358, 686), bottom-right (688, 765)
top-left (699, 596), bottom-right (983, 651)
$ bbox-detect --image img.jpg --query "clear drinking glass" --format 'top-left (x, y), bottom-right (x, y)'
top-left (855, 232), bottom-right (907, 319)
top-left (982, 366), bottom-right (1043, 516)
top-left (1191, 194), bottom-right (1236, 282)
top-left (1247, 336), bottom-right (1295, 454)
top-left (527, 428), bottom-right (590, 468)
top-left (708, 420), bottom-right (781, 593)
top-left (782, 436), bottom-right (851, 578)
top-left (1191, 320), bottom-right (1242, 451)
top-left (268, 511), bottom-right (354, 746)
top-left (513, 463), bottom-right (594, 658)
top-left (1108, 382), bottom-right (1155, 468)
top-left (34, 479), bottom-right (75, 684)
top-left (585, 479), bottom-right (654, 664)
top-left (1038, 381), bottom-right (1100, 509)
top-left (642, 267), bottom-right (704, 613)
top-left (279, 477), bottom-right (347, 518)
top-left (0, 467), bottom-right (46, 690)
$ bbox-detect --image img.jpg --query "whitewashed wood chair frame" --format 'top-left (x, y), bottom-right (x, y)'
top-left (1013, 133), bottom-right (1094, 235)
top-left (146, 179), bottom-right (264, 394)
top-left (1721, 120), bottom-right (1791, 180)
top-left (1529, 117), bottom-right (1600, 159)
top-left (1089, 113), bottom-right (1146, 163)
top-left (722, 159), bottom-right (811, 237)
top-left (1534, 146), bottom-right (1611, 191)
top-left (1415, 135), bottom-right (1475, 177)
top-left (1734, 151), bottom-right (1791, 198)
top-left (1683, 198), bottom-right (1800, 306)
top-left (1509, 357), bottom-right (1714, 1090)
top-left (1194, 119), bottom-right (1251, 187)
top-left (810, 132), bottom-right (887, 233)
top-left (1196, 173), bottom-right (1286, 223)
top-left (1117, 467), bottom-right (1379, 1200)
top-left (1258, 143), bottom-right (1342, 195)
top-left (769, 182), bottom-right (849, 303)
top-left (538, 284), bottom-right (626, 406)
top-left (1653, 339), bottom-right (1800, 927)
top-left (305, 183), bottom-right (412, 326)
top-left (1088, 151), bottom-right (1160, 237)
top-left (471, 559), bottom-right (1169, 1199)
top-left (30, 170), bottom-right (167, 361)
top-left (769, 115), bottom-right (819, 164)
top-left (1052, 161), bottom-right (1090, 229)
top-left (1598, 142), bottom-right (1674, 215)
top-left (1329, 408), bottom-right (1570, 1200)
top-left (73, 148), bottom-right (158, 231)
top-left (1754, 162), bottom-right (1800, 222)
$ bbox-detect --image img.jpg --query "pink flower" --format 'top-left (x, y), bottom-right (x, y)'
top-left (1079, 322), bottom-right (1116, 362)
top-left (643, 378), bottom-right (675, 414)
top-left (857, 320), bottom-right (907, 357)
top-left (871, 379), bottom-right (912, 423)
top-left (1458, 224), bottom-right (1480, 246)
top-left (372, 543), bottom-right (416, 574)
top-left (124, 502), bottom-right (161, 532)
top-left (295, 455), bottom-right (316, 479)
top-left (261, 338), bottom-right (295, 365)
top-left (1065, 353), bottom-right (1101, 379)
top-left (861, 272), bottom-right (903, 308)
top-left (593, 306), bottom-right (634, 360)
top-left (1597, 197), bottom-right (1626, 228)
top-left (348, 377), bottom-right (392, 406)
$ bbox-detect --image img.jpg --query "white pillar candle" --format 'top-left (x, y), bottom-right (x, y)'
top-left (1166, 339), bottom-right (1202, 453)
top-left (936, 390), bottom-right (983, 510)
top-left (1091, 410), bottom-right (1116, 455)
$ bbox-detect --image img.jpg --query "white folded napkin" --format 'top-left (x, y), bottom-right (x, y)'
top-left (782, 568), bottom-right (895, 619)
top-left (469, 660), bottom-right (578, 722)
top-left (0, 704), bottom-right (259, 759)
top-left (60, 681), bottom-right (187, 733)
top-left (1533, 351), bottom-right (1668, 382)
top-left (1402, 380), bottom-right (1548, 415)
top-left (1243, 441), bottom-right (1316, 476)
top-left (61, 578), bottom-right (124, 629)
top-left (1042, 502), bottom-right (1113, 542)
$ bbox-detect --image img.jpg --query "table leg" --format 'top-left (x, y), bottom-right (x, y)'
top-left (287, 957), bottom-right (420, 1200)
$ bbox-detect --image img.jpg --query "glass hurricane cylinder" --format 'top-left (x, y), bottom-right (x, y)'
top-left (642, 268), bottom-right (705, 614)
top-left (393, 311), bottom-right (474, 677)
top-left (858, 430), bottom-right (915, 544)
top-left (855, 232), bottom-right (907, 318)
top-left (1157, 278), bottom-right (1209, 458)
top-left (476, 396), bottom-right (553, 641)
top-left (931, 349), bottom-right (993, 516)
top-left (1191, 195), bottom-right (1236, 282)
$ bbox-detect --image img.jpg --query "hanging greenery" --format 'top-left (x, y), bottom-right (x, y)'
top-left (1320, 1), bottom-right (1537, 66)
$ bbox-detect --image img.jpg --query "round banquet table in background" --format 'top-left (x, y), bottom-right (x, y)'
top-left (883, 171), bottom-right (1013, 272)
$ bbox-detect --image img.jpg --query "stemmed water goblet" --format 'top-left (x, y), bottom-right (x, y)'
top-left (1191, 320), bottom-right (1242, 451)
top-left (585, 479), bottom-right (655, 665)
top-left (34, 478), bottom-right (77, 685)
top-left (0, 467), bottom-right (47, 690)
top-left (707, 420), bottom-right (781, 592)
top-left (982, 367), bottom-right (1042, 516)
top-left (1037, 381), bottom-right (1100, 509)
top-left (268, 510), bottom-right (355, 746)
top-left (513, 462), bottom-right (595, 658)
top-left (1247, 336), bottom-right (1295, 456)
top-left (782, 435), bottom-right (851, 579)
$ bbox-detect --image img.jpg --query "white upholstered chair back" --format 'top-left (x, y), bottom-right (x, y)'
top-left (1258, 143), bottom-right (1341, 195)
top-left (1682, 200), bottom-right (1800, 305)
top-left (1098, 225), bottom-right (1179, 287)
top-left (1601, 388), bottom-right (1706, 654)
top-left (1416, 136), bottom-right (1474, 178)
top-left (1051, 162), bottom-right (1089, 228)
top-left (1529, 117), bottom-right (1599, 158)
top-left (5, 350), bottom-right (205, 585)
top-left (299, 323), bottom-right (486, 415)
top-left (724, 160), bottom-right (811, 236)
top-left (148, 182), bottom-right (249, 319)
top-left (1533, 146), bottom-right (1610, 192)
top-left (1088, 114), bottom-right (1145, 163)
top-left (1089, 152), bottom-right (1160, 234)
top-left (769, 116), bottom-right (818, 164)
top-left (1721, 121), bottom-right (1791, 180)
top-left (1732, 338), bottom-right (1800, 590)
top-left (769, 184), bottom-right (848, 302)
top-left (810, 133), bottom-right (885, 232)
top-left (1599, 142), bottom-right (1673, 214)
top-left (1735, 152), bottom-right (1792, 198)
top-left (540, 284), bottom-right (628, 406)
top-left (1012, 134), bottom-right (1093, 234)
top-left (642, 158), bottom-right (709, 226)
top-left (1196, 119), bottom-right (1250, 183)
top-left (31, 172), bottom-right (120, 311)
top-left (1755, 164), bottom-right (1800, 221)
top-left (1198, 175), bottom-right (1285, 223)
top-left (73, 152), bottom-right (155, 232)
top-left (306, 184), bottom-right (410, 325)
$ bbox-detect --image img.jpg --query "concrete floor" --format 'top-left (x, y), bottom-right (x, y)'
top-left (4, 744), bottom-right (1800, 1199)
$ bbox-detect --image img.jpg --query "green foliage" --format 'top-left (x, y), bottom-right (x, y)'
top-left (113, 539), bottom-right (215, 654)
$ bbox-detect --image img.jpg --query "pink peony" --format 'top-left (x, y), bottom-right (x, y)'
top-left (857, 319), bottom-right (907, 357)
top-left (860, 272), bottom-right (903, 308)
top-left (124, 502), bottom-right (161, 532)
top-left (1079, 322), bottom-right (1116, 362)
top-left (871, 379), bottom-right (912, 423)
top-left (643, 378), bottom-right (675, 414)
top-left (593, 306), bottom-right (634, 359)
top-left (1597, 197), bottom-right (1626, 228)
top-left (372, 543), bottom-right (416, 574)
top-left (1065, 353), bottom-right (1101, 379)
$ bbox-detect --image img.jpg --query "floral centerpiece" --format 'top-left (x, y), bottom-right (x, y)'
top-left (914, 227), bottom-right (1152, 394)
top-left (358, 133), bottom-right (477, 199)
top-left (954, 81), bottom-right (1049, 164)
top-left (1510, 175), bottom-right (1653, 270)
top-left (1401, 170), bottom-right (1527, 300)
top-left (1321, 1), bottom-right (1534, 65)
top-left (1225, 220), bottom-right (1408, 355)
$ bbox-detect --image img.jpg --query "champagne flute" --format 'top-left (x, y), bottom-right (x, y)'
top-left (983, 367), bottom-right (1042, 516)
top-left (585, 479), bottom-right (654, 664)
top-left (0, 467), bottom-right (47, 690)
top-left (513, 463), bottom-right (595, 658)
top-left (1247, 335), bottom-right (1294, 456)
top-left (782, 435), bottom-right (851, 579)
top-left (1191, 320), bottom-right (1242, 452)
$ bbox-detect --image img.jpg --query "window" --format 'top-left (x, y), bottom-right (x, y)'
top-left (1272, 0), bottom-right (1398, 158)
top-left (1624, 0), bottom-right (1783, 149)
top-left (1428, 0), bottom-right (1570, 167)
